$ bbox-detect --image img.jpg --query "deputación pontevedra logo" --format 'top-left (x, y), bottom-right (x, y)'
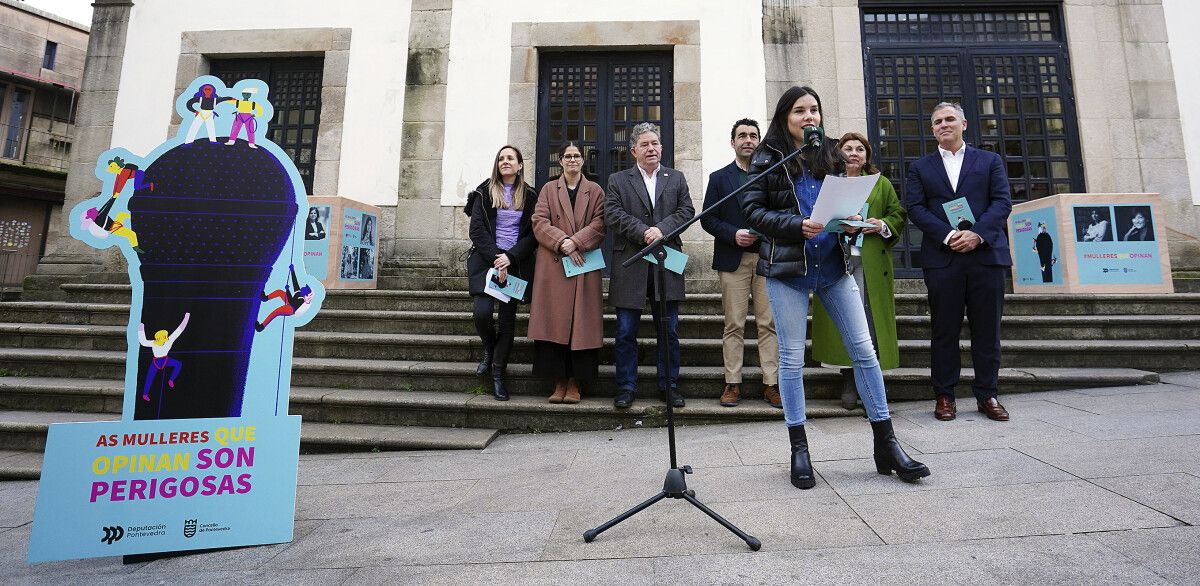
top-left (100, 526), bottom-right (124, 544)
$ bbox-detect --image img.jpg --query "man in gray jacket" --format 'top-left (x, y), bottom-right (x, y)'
top-left (606, 122), bottom-right (695, 409)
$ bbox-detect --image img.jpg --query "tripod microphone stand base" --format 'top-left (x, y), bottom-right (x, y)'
top-left (582, 465), bottom-right (762, 551)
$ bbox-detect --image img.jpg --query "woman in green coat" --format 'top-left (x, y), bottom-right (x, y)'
top-left (812, 132), bottom-right (906, 409)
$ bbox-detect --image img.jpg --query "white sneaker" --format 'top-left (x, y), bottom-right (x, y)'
top-left (248, 144), bottom-right (258, 149)
top-left (224, 140), bottom-right (236, 145)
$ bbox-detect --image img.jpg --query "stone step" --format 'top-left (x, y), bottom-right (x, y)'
top-left (0, 376), bottom-right (816, 433)
top-left (51, 284), bottom-right (1200, 316)
top-left (0, 409), bottom-right (500, 479)
top-left (3, 302), bottom-right (1198, 340)
top-left (0, 348), bottom-right (1160, 400)
top-left (2, 323), bottom-right (1192, 370)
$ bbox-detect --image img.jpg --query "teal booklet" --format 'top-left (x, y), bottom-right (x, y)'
top-left (562, 248), bottom-right (605, 278)
top-left (484, 268), bottom-right (528, 302)
top-left (943, 197), bottom-right (976, 229)
top-left (643, 246), bottom-right (689, 275)
top-left (823, 219), bottom-right (875, 233)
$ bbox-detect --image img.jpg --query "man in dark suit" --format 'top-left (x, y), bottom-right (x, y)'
top-left (903, 102), bottom-right (1013, 422)
top-left (700, 118), bottom-right (780, 409)
top-left (606, 122), bottom-right (696, 409)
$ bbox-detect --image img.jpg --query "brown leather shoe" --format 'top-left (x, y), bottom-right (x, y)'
top-left (934, 395), bottom-right (956, 421)
top-left (548, 379), bottom-right (567, 403)
top-left (562, 378), bottom-right (581, 404)
top-left (763, 384), bottom-right (782, 409)
top-left (719, 383), bottom-right (740, 407)
top-left (977, 397), bottom-right (1010, 421)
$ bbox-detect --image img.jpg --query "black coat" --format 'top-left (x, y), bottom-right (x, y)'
top-left (741, 139), bottom-right (849, 278)
top-left (466, 180), bottom-right (539, 300)
top-left (700, 161), bottom-right (761, 272)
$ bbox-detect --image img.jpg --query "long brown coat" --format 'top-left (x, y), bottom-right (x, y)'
top-left (528, 176), bottom-right (606, 350)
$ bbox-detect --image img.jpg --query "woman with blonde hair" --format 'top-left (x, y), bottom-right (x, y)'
top-left (465, 145), bottom-right (539, 400)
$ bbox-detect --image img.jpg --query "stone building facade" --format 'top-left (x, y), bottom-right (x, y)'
top-left (0, 0), bottom-right (87, 286)
top-left (34, 0), bottom-right (1200, 283)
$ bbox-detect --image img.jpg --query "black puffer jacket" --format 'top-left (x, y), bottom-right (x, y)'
top-left (466, 180), bottom-right (539, 300)
top-left (741, 140), bottom-right (850, 278)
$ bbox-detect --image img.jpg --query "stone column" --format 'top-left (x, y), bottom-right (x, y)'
top-left (392, 0), bottom-right (454, 268)
top-left (34, 0), bottom-right (134, 278)
top-left (761, 0), bottom-right (868, 135)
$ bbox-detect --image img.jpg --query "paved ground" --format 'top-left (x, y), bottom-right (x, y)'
top-left (2, 372), bottom-right (1199, 585)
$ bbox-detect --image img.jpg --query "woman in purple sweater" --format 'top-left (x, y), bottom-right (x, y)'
top-left (465, 145), bottom-right (539, 400)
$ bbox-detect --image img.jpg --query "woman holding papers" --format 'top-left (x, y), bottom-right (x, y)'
top-left (528, 143), bottom-right (606, 404)
top-left (466, 145), bottom-right (539, 401)
top-left (812, 132), bottom-right (906, 410)
top-left (742, 86), bottom-right (929, 490)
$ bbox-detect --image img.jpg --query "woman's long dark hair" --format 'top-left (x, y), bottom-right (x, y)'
top-left (759, 85), bottom-right (842, 180)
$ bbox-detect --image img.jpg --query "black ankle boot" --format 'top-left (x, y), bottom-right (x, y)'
top-left (787, 425), bottom-right (816, 489)
top-left (871, 418), bottom-right (930, 482)
top-left (491, 367), bottom-right (510, 401)
top-left (839, 368), bottom-right (858, 410)
top-left (475, 347), bottom-right (494, 376)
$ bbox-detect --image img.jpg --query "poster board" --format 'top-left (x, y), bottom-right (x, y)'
top-left (1010, 193), bottom-right (1173, 294)
top-left (303, 197), bottom-right (380, 290)
top-left (28, 75), bottom-right (319, 563)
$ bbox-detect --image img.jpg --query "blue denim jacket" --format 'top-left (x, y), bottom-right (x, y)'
top-left (779, 172), bottom-right (847, 291)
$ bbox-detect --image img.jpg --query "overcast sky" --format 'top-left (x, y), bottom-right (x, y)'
top-left (16, 0), bottom-right (93, 26)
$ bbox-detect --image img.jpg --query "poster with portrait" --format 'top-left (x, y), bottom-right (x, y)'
top-left (1012, 206), bottom-right (1061, 286)
top-left (302, 205), bottom-right (331, 280)
top-left (339, 208), bottom-right (377, 281)
top-left (29, 76), bottom-right (317, 563)
top-left (1072, 204), bottom-right (1163, 285)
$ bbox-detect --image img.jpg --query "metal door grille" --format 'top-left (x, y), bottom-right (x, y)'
top-left (863, 5), bottom-right (1083, 277)
top-left (537, 52), bottom-right (673, 190)
top-left (210, 57), bottom-right (324, 194)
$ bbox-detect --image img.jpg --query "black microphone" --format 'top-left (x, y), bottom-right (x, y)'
top-left (802, 126), bottom-right (824, 150)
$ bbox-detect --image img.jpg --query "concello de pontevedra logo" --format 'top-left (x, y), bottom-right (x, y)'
top-left (183, 519), bottom-right (197, 538)
top-left (100, 526), bottom-right (124, 544)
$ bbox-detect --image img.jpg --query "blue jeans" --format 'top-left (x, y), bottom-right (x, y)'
top-left (766, 274), bottom-right (890, 426)
top-left (614, 302), bottom-right (680, 392)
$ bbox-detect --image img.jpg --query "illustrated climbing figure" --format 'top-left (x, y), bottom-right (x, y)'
top-left (225, 87), bottom-right (264, 148)
top-left (257, 264), bottom-right (314, 332)
top-left (138, 312), bottom-right (191, 401)
top-left (185, 83), bottom-right (232, 144)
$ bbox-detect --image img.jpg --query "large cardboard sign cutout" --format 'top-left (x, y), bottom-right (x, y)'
top-left (28, 76), bottom-right (320, 563)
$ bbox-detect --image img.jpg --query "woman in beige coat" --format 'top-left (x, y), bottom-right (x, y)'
top-left (529, 143), bottom-right (606, 403)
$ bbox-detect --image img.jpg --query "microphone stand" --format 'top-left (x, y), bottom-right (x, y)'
top-left (582, 146), bottom-right (806, 551)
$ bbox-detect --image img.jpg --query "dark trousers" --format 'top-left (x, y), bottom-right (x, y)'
top-left (473, 295), bottom-right (518, 369)
top-left (923, 256), bottom-right (1005, 401)
top-left (614, 301), bottom-right (680, 392)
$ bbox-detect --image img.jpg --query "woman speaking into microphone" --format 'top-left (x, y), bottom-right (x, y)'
top-left (741, 86), bottom-right (929, 490)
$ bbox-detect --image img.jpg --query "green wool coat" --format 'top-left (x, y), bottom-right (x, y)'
top-left (811, 176), bottom-right (906, 370)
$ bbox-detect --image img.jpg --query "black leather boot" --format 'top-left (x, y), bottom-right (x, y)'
top-left (839, 368), bottom-right (858, 410)
top-left (491, 366), bottom-right (510, 401)
top-left (475, 347), bottom-right (493, 376)
top-left (787, 425), bottom-right (816, 489)
top-left (871, 418), bottom-right (930, 482)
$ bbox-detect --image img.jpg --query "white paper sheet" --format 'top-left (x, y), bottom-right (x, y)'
top-left (808, 174), bottom-right (882, 225)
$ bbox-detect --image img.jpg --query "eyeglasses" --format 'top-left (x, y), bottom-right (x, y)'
top-left (561, 154), bottom-right (583, 159)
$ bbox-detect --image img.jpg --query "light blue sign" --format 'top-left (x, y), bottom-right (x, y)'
top-left (33, 75), bottom-right (315, 563)
top-left (28, 416), bottom-right (300, 563)
top-left (1012, 207), bottom-right (1061, 286)
top-left (1072, 204), bottom-right (1163, 285)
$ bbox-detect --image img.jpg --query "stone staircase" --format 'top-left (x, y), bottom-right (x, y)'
top-left (1, 270), bottom-right (1197, 479)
